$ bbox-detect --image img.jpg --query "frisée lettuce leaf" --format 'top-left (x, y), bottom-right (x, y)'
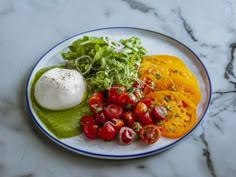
top-left (61, 35), bottom-right (147, 91)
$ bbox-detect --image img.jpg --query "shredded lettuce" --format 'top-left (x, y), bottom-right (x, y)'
top-left (61, 35), bottom-right (147, 91)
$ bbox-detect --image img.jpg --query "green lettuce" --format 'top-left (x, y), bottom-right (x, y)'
top-left (61, 35), bottom-right (147, 91)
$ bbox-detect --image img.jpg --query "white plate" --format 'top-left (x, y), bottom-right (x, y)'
top-left (26, 27), bottom-right (211, 159)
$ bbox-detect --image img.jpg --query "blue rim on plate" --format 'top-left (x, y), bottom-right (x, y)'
top-left (25, 27), bottom-right (212, 159)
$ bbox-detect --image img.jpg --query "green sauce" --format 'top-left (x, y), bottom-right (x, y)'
top-left (30, 67), bottom-right (91, 139)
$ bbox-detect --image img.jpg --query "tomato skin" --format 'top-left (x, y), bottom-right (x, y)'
top-left (140, 125), bottom-right (161, 144)
top-left (122, 112), bottom-right (135, 127)
top-left (95, 111), bottom-right (109, 125)
top-left (88, 92), bottom-right (103, 105)
top-left (136, 112), bottom-right (153, 126)
top-left (108, 85), bottom-right (126, 104)
top-left (98, 121), bottom-right (117, 141)
top-left (105, 104), bottom-right (123, 119)
top-left (133, 102), bottom-right (148, 117)
top-left (118, 127), bottom-right (137, 145)
top-left (152, 106), bottom-right (167, 122)
top-left (118, 93), bottom-right (137, 110)
top-left (139, 98), bottom-right (153, 108)
top-left (79, 115), bottom-right (95, 130)
top-left (111, 118), bottom-right (124, 132)
top-left (83, 125), bottom-right (99, 140)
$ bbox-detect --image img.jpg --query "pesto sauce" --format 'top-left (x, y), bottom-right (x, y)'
top-left (30, 66), bottom-right (91, 139)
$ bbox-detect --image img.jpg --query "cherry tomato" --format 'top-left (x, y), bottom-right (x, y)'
top-left (140, 125), bottom-right (161, 144)
top-left (119, 127), bottom-right (137, 145)
top-left (88, 92), bottom-right (103, 105)
top-left (136, 112), bottom-right (153, 126)
top-left (152, 106), bottom-right (167, 122)
top-left (118, 93), bottom-right (137, 110)
top-left (122, 112), bottom-right (135, 127)
top-left (131, 122), bottom-right (142, 135)
top-left (79, 115), bottom-right (95, 130)
top-left (83, 125), bottom-right (99, 140)
top-left (95, 111), bottom-right (109, 125)
top-left (133, 102), bottom-right (148, 117)
top-left (139, 98), bottom-right (153, 108)
top-left (111, 118), bottom-right (124, 132)
top-left (105, 104), bottom-right (123, 119)
top-left (98, 121), bottom-right (117, 141)
top-left (108, 85), bottom-right (126, 104)
top-left (89, 103), bottom-right (105, 116)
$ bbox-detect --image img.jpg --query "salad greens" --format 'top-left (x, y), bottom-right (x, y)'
top-left (62, 35), bottom-right (147, 91)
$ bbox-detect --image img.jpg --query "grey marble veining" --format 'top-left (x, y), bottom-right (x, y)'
top-left (0, 0), bottom-right (236, 177)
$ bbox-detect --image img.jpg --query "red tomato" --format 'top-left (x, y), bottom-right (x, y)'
top-left (122, 112), bottom-right (135, 127)
top-left (140, 125), bottom-right (161, 144)
top-left (98, 121), bottom-right (117, 141)
top-left (152, 106), bottom-right (167, 122)
top-left (88, 92), bottom-right (103, 105)
top-left (139, 98), bottom-right (153, 107)
top-left (118, 93), bottom-right (137, 110)
top-left (105, 104), bottom-right (123, 119)
top-left (133, 102), bottom-right (148, 117)
top-left (108, 85), bottom-right (126, 104)
top-left (131, 122), bottom-right (142, 135)
top-left (79, 115), bottom-right (95, 130)
top-left (83, 125), bottom-right (99, 140)
top-left (89, 103), bottom-right (105, 116)
top-left (111, 118), bottom-right (124, 132)
top-left (95, 111), bottom-right (109, 125)
top-left (119, 127), bottom-right (137, 145)
top-left (136, 112), bottom-right (153, 126)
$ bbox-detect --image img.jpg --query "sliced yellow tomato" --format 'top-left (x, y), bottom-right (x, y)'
top-left (139, 55), bottom-right (201, 105)
top-left (145, 91), bottom-right (197, 139)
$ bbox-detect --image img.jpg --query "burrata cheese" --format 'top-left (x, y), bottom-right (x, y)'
top-left (34, 68), bottom-right (87, 110)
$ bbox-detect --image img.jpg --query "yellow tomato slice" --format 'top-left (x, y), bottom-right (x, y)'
top-left (145, 91), bottom-right (197, 139)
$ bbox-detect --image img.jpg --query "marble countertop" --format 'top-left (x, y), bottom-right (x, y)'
top-left (0, 0), bottom-right (236, 176)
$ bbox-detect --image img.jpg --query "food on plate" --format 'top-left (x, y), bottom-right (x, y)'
top-left (61, 35), bottom-right (146, 91)
top-left (34, 68), bottom-right (87, 110)
top-left (30, 35), bottom-right (201, 145)
top-left (145, 91), bottom-right (197, 138)
top-left (139, 55), bottom-right (201, 105)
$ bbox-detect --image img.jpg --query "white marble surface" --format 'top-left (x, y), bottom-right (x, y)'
top-left (0, 0), bottom-right (236, 176)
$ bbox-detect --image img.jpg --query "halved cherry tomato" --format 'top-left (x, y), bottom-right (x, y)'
top-left (89, 103), bottom-right (105, 116)
top-left (83, 125), bottom-right (99, 140)
top-left (133, 102), bottom-right (148, 117)
top-left (108, 85), bottom-right (126, 104)
top-left (98, 121), bottom-right (117, 141)
top-left (79, 115), bottom-right (95, 130)
top-left (131, 122), bottom-right (142, 135)
top-left (152, 106), bottom-right (167, 122)
top-left (136, 112), bottom-right (153, 126)
top-left (140, 125), bottom-right (161, 144)
top-left (95, 111), bottom-right (109, 125)
top-left (119, 127), bottom-right (137, 145)
top-left (122, 112), bottom-right (135, 127)
top-left (111, 118), bottom-right (124, 132)
top-left (88, 92), bottom-right (103, 105)
top-left (118, 93), bottom-right (137, 110)
top-left (105, 104), bottom-right (123, 119)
